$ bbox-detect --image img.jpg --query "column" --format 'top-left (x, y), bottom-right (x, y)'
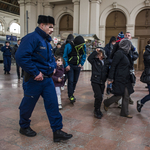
top-left (26, 1), bottom-right (37, 33)
top-left (99, 25), bottom-right (105, 45)
top-left (43, 2), bottom-right (54, 16)
top-left (18, 0), bottom-right (25, 38)
top-left (79, 0), bottom-right (90, 34)
top-left (90, 0), bottom-right (101, 36)
top-left (72, 0), bottom-right (80, 34)
top-left (126, 24), bottom-right (135, 37)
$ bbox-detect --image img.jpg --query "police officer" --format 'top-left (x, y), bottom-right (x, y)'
top-left (63, 36), bottom-right (86, 103)
top-left (15, 15), bottom-right (72, 142)
top-left (1, 41), bottom-right (12, 74)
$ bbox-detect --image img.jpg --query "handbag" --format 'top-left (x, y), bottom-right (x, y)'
top-left (130, 73), bottom-right (136, 84)
top-left (140, 71), bottom-right (147, 83)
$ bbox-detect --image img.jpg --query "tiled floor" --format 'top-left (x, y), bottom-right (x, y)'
top-left (0, 65), bottom-right (150, 150)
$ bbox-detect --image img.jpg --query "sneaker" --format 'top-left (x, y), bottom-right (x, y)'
top-left (19, 127), bottom-right (37, 137)
top-left (61, 86), bottom-right (64, 90)
top-left (94, 108), bottom-right (102, 119)
top-left (53, 130), bottom-right (73, 142)
top-left (59, 104), bottom-right (62, 110)
top-left (69, 96), bottom-right (75, 104)
top-left (137, 100), bottom-right (143, 112)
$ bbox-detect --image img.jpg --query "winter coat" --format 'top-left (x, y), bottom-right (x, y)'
top-left (15, 27), bottom-right (56, 77)
top-left (104, 36), bottom-right (116, 63)
top-left (12, 44), bottom-right (18, 59)
top-left (108, 49), bottom-right (134, 96)
top-left (1, 45), bottom-right (12, 56)
top-left (110, 41), bottom-right (139, 70)
top-left (52, 65), bottom-right (64, 87)
top-left (140, 45), bottom-right (150, 84)
top-left (63, 43), bottom-right (86, 68)
top-left (88, 51), bottom-right (109, 84)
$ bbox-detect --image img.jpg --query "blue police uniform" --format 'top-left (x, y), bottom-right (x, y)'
top-left (15, 27), bottom-right (63, 132)
top-left (1, 45), bottom-right (12, 73)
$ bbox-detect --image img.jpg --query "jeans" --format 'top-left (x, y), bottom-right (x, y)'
top-left (141, 84), bottom-right (150, 104)
top-left (67, 64), bottom-right (81, 97)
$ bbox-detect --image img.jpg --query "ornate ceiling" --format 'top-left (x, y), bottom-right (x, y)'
top-left (0, 0), bottom-right (19, 15)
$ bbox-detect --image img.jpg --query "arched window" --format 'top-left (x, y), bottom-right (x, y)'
top-left (10, 23), bottom-right (20, 34)
top-left (0, 21), bottom-right (4, 32)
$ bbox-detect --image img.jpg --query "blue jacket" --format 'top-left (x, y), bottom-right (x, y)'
top-left (15, 27), bottom-right (56, 77)
top-left (63, 43), bottom-right (86, 68)
top-left (1, 45), bottom-right (12, 56)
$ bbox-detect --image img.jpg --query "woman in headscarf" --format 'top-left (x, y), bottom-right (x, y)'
top-left (103, 38), bottom-right (134, 118)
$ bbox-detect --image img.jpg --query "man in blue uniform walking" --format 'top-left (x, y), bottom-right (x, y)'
top-left (15, 15), bottom-right (72, 142)
top-left (1, 41), bottom-right (12, 74)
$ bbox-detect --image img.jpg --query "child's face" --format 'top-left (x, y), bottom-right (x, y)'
top-left (97, 52), bottom-right (104, 60)
top-left (56, 58), bottom-right (63, 66)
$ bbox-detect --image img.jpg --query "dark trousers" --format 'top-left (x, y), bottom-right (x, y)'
top-left (104, 87), bottom-right (129, 116)
top-left (141, 84), bottom-right (150, 104)
top-left (16, 63), bottom-right (24, 78)
top-left (19, 77), bottom-right (63, 132)
top-left (91, 82), bottom-right (105, 109)
top-left (67, 64), bottom-right (81, 97)
top-left (3, 55), bottom-right (11, 72)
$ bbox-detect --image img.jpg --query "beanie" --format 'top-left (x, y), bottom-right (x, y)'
top-left (117, 31), bottom-right (124, 40)
top-left (73, 36), bottom-right (85, 46)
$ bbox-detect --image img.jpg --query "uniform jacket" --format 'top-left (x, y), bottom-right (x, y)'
top-left (88, 51), bottom-right (109, 84)
top-left (140, 45), bottom-right (150, 84)
top-left (52, 65), bottom-right (64, 87)
top-left (109, 49), bottom-right (134, 96)
top-left (1, 45), bottom-right (12, 56)
top-left (15, 27), bottom-right (56, 77)
top-left (63, 43), bottom-right (86, 68)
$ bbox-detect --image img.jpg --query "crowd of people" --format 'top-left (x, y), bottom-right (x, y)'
top-left (1, 14), bottom-right (150, 143)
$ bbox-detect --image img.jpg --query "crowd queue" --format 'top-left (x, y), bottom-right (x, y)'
top-left (1, 15), bottom-right (150, 142)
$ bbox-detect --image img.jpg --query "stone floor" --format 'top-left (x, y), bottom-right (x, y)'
top-left (0, 65), bottom-right (150, 150)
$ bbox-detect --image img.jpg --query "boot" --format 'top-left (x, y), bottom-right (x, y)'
top-left (94, 108), bottom-right (102, 119)
top-left (53, 130), bottom-right (73, 142)
top-left (4, 71), bottom-right (6, 74)
top-left (137, 100), bottom-right (143, 112)
top-left (19, 127), bottom-right (37, 137)
top-left (129, 97), bottom-right (134, 105)
top-left (57, 95), bottom-right (62, 110)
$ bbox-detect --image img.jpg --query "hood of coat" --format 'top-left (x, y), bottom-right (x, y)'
top-left (66, 34), bottom-right (74, 43)
top-left (119, 38), bottom-right (131, 54)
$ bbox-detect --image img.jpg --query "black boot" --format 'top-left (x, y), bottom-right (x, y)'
top-left (4, 71), bottom-right (6, 74)
top-left (137, 100), bottom-right (143, 113)
top-left (94, 108), bottom-right (102, 119)
top-left (19, 127), bottom-right (37, 137)
top-left (7, 72), bottom-right (10, 74)
top-left (53, 130), bottom-right (73, 142)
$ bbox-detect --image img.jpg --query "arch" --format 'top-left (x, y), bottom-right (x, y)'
top-left (10, 22), bottom-right (20, 34)
top-left (100, 4), bottom-right (130, 26)
top-left (54, 9), bottom-right (73, 36)
top-left (130, 3), bottom-right (150, 24)
top-left (8, 19), bottom-right (19, 32)
top-left (0, 17), bottom-right (7, 33)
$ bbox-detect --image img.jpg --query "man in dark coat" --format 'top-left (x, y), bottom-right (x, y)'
top-left (12, 39), bottom-right (24, 79)
top-left (104, 36), bottom-right (116, 94)
top-left (1, 41), bottom-right (12, 74)
top-left (15, 15), bottom-right (72, 142)
top-left (104, 38), bottom-right (134, 118)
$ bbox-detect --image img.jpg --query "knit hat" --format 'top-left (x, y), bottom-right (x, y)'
top-left (73, 35), bottom-right (85, 46)
top-left (37, 15), bottom-right (55, 25)
top-left (119, 38), bottom-right (131, 54)
top-left (117, 31), bottom-right (124, 40)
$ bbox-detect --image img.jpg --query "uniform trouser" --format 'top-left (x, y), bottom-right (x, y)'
top-left (141, 84), bottom-right (150, 104)
top-left (67, 64), bottom-right (81, 97)
top-left (91, 82), bottom-right (105, 109)
top-left (16, 63), bottom-right (24, 78)
top-left (3, 55), bottom-right (11, 72)
top-left (104, 87), bottom-right (129, 116)
top-left (19, 77), bottom-right (63, 132)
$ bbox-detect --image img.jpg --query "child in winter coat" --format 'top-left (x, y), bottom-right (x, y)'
top-left (52, 56), bottom-right (65, 109)
top-left (88, 47), bottom-right (109, 119)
